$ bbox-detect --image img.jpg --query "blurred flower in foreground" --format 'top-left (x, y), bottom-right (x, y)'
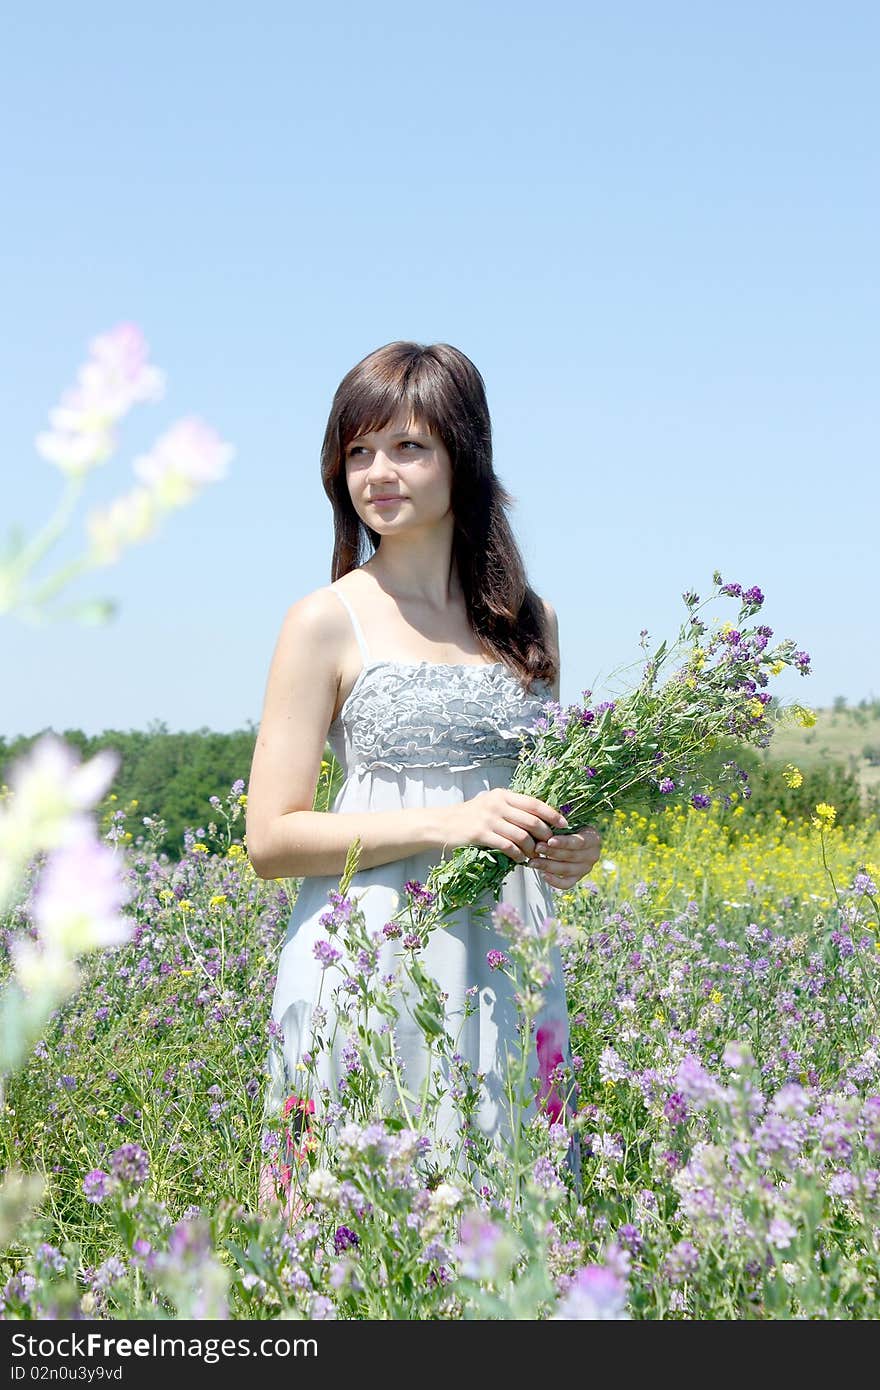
top-left (11, 821), bottom-right (131, 999)
top-left (85, 418), bottom-right (232, 566)
top-left (0, 735), bottom-right (134, 1079)
top-left (0, 734), bottom-right (119, 909)
top-left (553, 1264), bottom-right (630, 1319)
top-left (2, 321), bottom-right (233, 622)
top-left (35, 322), bottom-right (165, 477)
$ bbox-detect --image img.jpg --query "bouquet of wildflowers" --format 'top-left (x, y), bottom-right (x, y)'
top-left (426, 574), bottom-right (812, 913)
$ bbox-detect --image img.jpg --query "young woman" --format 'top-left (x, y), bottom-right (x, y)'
top-left (246, 341), bottom-right (601, 1211)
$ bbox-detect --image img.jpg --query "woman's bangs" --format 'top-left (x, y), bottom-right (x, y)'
top-left (339, 381), bottom-right (442, 456)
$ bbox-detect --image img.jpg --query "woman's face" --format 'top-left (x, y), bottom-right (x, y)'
top-left (344, 408), bottom-right (452, 536)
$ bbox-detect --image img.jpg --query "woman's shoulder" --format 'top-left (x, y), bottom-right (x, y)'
top-left (533, 593), bottom-right (560, 701)
top-left (274, 583), bottom-right (352, 659)
top-left (536, 594), bottom-right (559, 648)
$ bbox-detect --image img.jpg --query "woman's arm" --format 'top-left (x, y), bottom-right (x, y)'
top-left (246, 589), bottom-right (568, 880)
top-left (245, 590), bottom-right (447, 879)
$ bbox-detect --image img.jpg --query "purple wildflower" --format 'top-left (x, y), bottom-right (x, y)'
top-left (35, 1244), bottom-right (66, 1273)
top-left (486, 949), bottom-right (509, 971)
top-left (109, 1143), bottom-right (149, 1186)
top-left (664, 1091), bottom-right (688, 1126)
top-left (313, 939), bottom-right (341, 968)
top-left (404, 880), bottom-right (436, 907)
top-left (742, 586), bottom-right (764, 607)
top-left (532, 1157), bottom-right (564, 1193)
top-left (674, 1054), bottom-right (723, 1109)
top-left (720, 582), bottom-right (742, 597)
top-left (340, 1040), bottom-right (362, 1075)
top-left (794, 650), bottom-right (811, 674)
top-left (691, 793), bottom-right (711, 809)
top-left (333, 1225), bottom-right (360, 1254)
top-left (658, 777), bottom-right (675, 794)
top-left (402, 932), bottom-right (421, 950)
top-left (616, 1224), bottom-right (643, 1255)
top-left (664, 1240), bottom-right (699, 1284)
top-left (82, 1169), bottom-right (113, 1204)
top-left (94, 1255), bottom-right (126, 1289)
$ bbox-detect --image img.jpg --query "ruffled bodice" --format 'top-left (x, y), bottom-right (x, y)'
top-left (327, 658), bottom-right (552, 774)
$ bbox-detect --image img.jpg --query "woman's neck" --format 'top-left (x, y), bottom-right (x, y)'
top-left (363, 522), bottom-right (460, 609)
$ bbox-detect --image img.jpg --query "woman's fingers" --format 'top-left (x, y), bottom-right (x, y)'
top-left (509, 792), bottom-right (569, 830)
top-left (536, 827), bottom-right (600, 856)
top-left (502, 806), bottom-right (560, 850)
top-left (529, 824), bottom-right (602, 884)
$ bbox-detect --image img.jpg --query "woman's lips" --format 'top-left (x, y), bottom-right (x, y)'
top-left (370, 496), bottom-right (406, 506)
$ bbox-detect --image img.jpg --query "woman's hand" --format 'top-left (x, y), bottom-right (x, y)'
top-left (439, 789), bottom-right (569, 864)
top-left (528, 825), bottom-right (602, 891)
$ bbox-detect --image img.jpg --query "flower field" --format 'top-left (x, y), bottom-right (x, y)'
top-left (2, 787), bottom-right (880, 1320)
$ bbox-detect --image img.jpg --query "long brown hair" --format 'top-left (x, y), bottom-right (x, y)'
top-left (320, 341), bottom-right (556, 691)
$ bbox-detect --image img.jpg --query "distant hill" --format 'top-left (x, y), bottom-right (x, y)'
top-left (764, 699), bottom-right (880, 799)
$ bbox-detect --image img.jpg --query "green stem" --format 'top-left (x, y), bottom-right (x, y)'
top-left (7, 474), bottom-right (85, 582)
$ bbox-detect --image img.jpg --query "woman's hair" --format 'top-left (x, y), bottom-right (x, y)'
top-left (320, 340), bottom-right (556, 691)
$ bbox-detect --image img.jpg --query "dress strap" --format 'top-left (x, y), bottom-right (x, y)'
top-left (331, 587), bottom-right (370, 663)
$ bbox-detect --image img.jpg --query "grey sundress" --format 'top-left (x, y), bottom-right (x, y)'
top-left (264, 585), bottom-right (577, 1173)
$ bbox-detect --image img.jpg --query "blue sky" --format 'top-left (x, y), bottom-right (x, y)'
top-left (3, 1), bottom-right (877, 740)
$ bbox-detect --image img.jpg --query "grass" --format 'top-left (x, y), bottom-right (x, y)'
top-left (760, 701), bottom-right (880, 797)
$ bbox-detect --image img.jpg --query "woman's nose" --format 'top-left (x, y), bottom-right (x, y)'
top-left (365, 450), bottom-right (396, 478)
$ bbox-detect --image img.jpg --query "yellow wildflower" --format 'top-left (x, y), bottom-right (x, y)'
top-left (710, 990), bottom-right (723, 1005)
top-left (191, 843), bottom-right (209, 854)
top-left (813, 803), bottom-right (837, 828)
top-left (748, 699), bottom-right (764, 719)
top-left (238, 793), bottom-right (247, 806)
top-left (227, 844), bottom-right (245, 859)
top-left (783, 765), bottom-right (804, 789)
top-left (178, 899), bottom-right (192, 911)
top-left (770, 660), bottom-right (785, 676)
top-left (793, 705), bottom-right (817, 728)
top-left (209, 894), bottom-right (227, 907)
